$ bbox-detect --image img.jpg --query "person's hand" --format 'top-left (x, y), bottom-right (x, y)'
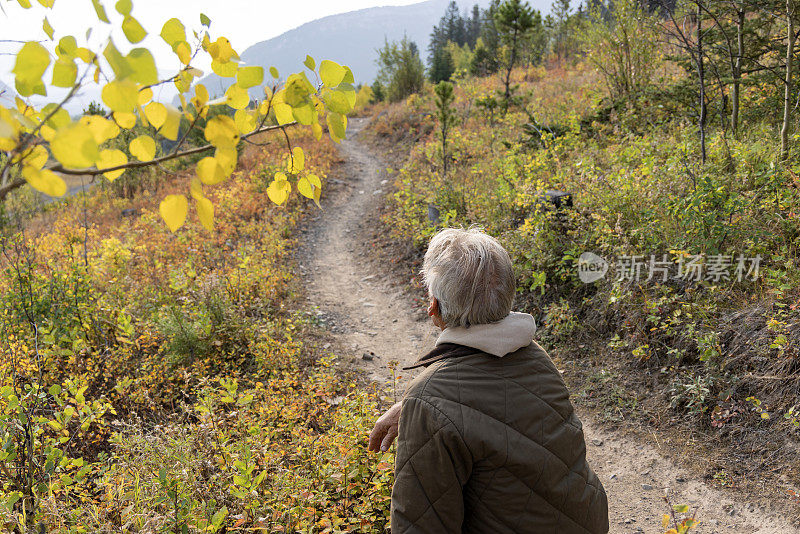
top-left (368, 402), bottom-right (402, 452)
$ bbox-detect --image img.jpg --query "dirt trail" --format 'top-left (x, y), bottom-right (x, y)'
top-left (298, 118), bottom-right (796, 533)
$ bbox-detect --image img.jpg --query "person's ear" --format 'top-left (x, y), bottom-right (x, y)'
top-left (428, 297), bottom-right (439, 317)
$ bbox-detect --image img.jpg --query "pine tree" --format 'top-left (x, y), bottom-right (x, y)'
top-left (495, 0), bottom-right (537, 103)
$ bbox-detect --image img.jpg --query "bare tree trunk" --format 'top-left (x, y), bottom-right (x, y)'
top-left (504, 27), bottom-right (518, 103)
top-left (731, 3), bottom-right (745, 133)
top-left (697, 1), bottom-right (707, 164)
top-left (781, 0), bottom-right (796, 161)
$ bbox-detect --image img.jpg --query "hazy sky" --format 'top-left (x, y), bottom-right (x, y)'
top-left (0, 1), bottom-right (424, 53)
top-left (0, 0), bottom-right (422, 97)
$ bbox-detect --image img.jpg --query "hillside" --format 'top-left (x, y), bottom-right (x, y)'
top-left (198, 0), bottom-right (505, 96)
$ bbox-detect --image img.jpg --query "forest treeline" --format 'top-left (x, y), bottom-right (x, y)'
top-left (374, 0), bottom-right (800, 160)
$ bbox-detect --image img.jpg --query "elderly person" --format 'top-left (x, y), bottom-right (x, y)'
top-left (368, 227), bottom-right (608, 534)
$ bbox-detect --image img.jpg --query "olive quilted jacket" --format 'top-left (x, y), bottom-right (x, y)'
top-left (390, 341), bottom-right (609, 533)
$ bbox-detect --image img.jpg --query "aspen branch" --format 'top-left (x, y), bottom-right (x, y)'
top-left (47, 121), bottom-right (298, 176)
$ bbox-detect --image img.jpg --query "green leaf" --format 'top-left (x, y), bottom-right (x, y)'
top-left (673, 504), bottom-right (689, 513)
top-left (200, 13), bottom-right (211, 27)
top-left (160, 18), bottom-right (185, 47)
top-left (304, 55), bottom-right (315, 71)
top-left (326, 111), bottom-right (346, 141)
top-left (122, 16), bottom-right (147, 44)
top-left (52, 58), bottom-right (77, 88)
top-left (13, 41), bottom-right (50, 92)
top-left (115, 0), bottom-right (132, 15)
top-left (342, 65), bottom-right (355, 84)
top-left (211, 507), bottom-right (228, 528)
top-left (324, 89), bottom-right (353, 115)
top-left (56, 36), bottom-right (77, 57)
top-left (320, 59), bottom-right (345, 87)
top-left (103, 40), bottom-right (133, 80)
top-left (91, 0), bottom-right (110, 23)
top-left (269, 66), bottom-right (279, 79)
top-left (127, 48), bottom-right (158, 85)
top-left (236, 66), bottom-right (263, 89)
top-left (291, 102), bottom-right (315, 125)
top-left (43, 17), bottom-right (54, 39)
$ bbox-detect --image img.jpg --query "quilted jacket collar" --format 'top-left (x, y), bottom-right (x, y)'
top-left (403, 343), bottom-right (477, 370)
top-left (435, 311), bottom-right (536, 357)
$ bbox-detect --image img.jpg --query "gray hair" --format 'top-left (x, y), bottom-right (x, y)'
top-left (422, 227), bottom-right (515, 328)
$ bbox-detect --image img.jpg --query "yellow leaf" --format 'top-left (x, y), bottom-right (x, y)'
top-left (196, 196), bottom-right (214, 231)
top-left (236, 66), bottom-right (263, 89)
top-left (102, 80), bottom-right (138, 113)
top-left (234, 109), bottom-right (255, 134)
top-left (297, 176), bottom-right (313, 199)
top-left (159, 105), bottom-right (181, 141)
top-left (144, 102), bottom-right (167, 129)
top-left (662, 514), bottom-right (670, 529)
top-left (56, 36), bottom-right (77, 58)
top-left (273, 102), bottom-right (293, 125)
top-left (173, 40), bottom-right (191, 65)
top-left (22, 166), bottom-right (66, 197)
top-left (307, 173), bottom-right (321, 189)
top-left (189, 177), bottom-right (204, 200)
top-left (215, 147), bottom-right (237, 174)
top-left (97, 148), bottom-right (127, 181)
top-left (52, 58), bottom-right (77, 88)
top-left (267, 174), bottom-right (291, 206)
top-left (138, 87), bottom-right (153, 106)
top-left (292, 102), bottom-right (315, 125)
top-left (286, 146), bottom-right (304, 173)
top-left (79, 115), bottom-right (119, 143)
top-left (122, 15), bottom-right (146, 44)
top-left (207, 37), bottom-right (237, 62)
top-left (91, 0), bottom-right (110, 22)
top-left (196, 156), bottom-right (225, 185)
top-left (113, 111), bottom-right (137, 129)
top-left (25, 145), bottom-right (49, 169)
top-left (319, 59), bottom-right (346, 87)
top-left (225, 84), bottom-right (249, 110)
top-left (13, 42), bottom-right (50, 96)
top-left (129, 135), bottom-right (156, 161)
top-left (326, 112), bottom-right (346, 143)
top-left (115, 0), bottom-right (132, 15)
top-left (211, 59), bottom-right (237, 78)
top-left (159, 194), bottom-right (188, 232)
top-left (192, 84), bottom-right (209, 109)
top-left (204, 115), bottom-right (239, 148)
top-left (51, 122), bottom-right (99, 169)
top-left (311, 122), bottom-right (323, 141)
top-left (127, 48), bottom-right (158, 85)
top-left (43, 17), bottom-right (54, 40)
top-left (160, 18), bottom-right (185, 47)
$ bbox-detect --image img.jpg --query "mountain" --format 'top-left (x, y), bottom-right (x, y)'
top-left (199, 0), bottom-right (554, 97)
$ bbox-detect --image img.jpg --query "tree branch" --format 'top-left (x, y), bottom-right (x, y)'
top-left (47, 121), bottom-right (298, 176)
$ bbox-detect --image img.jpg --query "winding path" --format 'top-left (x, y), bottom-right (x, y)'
top-left (298, 117), bottom-right (795, 533)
